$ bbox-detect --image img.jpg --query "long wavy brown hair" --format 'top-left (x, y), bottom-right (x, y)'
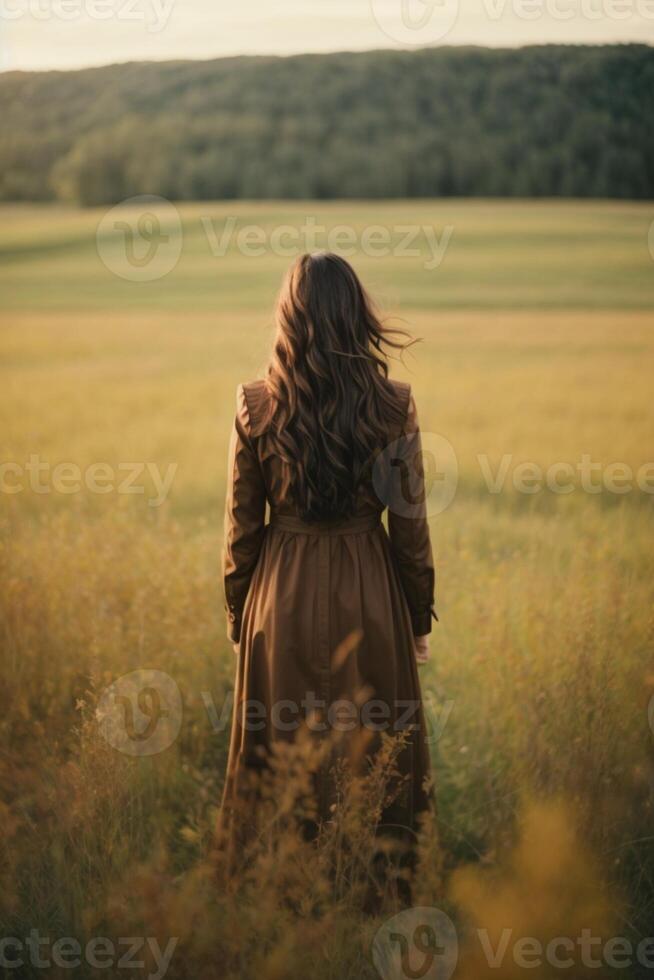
top-left (264, 252), bottom-right (412, 521)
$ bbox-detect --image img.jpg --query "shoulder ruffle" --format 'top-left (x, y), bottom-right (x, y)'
top-left (240, 379), bottom-right (270, 437)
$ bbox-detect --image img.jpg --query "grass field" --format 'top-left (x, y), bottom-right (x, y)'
top-left (1, 200), bottom-right (654, 979)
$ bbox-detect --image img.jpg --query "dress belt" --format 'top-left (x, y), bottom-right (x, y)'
top-left (269, 513), bottom-right (382, 536)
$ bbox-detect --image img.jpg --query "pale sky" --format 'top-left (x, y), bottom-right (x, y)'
top-left (1, 0), bottom-right (652, 72)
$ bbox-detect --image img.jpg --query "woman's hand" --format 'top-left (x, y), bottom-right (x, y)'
top-left (414, 634), bottom-right (430, 665)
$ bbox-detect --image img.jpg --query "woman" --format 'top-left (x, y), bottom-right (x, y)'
top-left (219, 252), bottom-right (436, 874)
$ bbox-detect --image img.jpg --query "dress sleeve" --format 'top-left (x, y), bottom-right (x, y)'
top-left (387, 389), bottom-right (437, 636)
top-left (223, 385), bottom-right (267, 643)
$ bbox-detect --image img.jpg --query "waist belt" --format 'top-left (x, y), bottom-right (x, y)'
top-left (269, 513), bottom-right (382, 536)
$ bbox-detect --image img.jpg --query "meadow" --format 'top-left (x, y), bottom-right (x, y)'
top-left (1, 199), bottom-right (654, 979)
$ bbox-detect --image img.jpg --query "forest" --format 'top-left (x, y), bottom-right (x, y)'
top-left (0, 44), bottom-right (652, 203)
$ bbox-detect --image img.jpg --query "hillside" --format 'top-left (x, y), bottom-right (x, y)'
top-left (0, 45), bottom-right (652, 203)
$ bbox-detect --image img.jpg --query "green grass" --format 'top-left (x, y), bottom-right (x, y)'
top-left (1, 199), bottom-right (653, 311)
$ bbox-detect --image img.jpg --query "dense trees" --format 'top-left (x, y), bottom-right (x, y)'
top-left (0, 45), bottom-right (652, 203)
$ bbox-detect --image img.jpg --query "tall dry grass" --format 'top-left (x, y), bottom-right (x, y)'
top-left (1, 262), bottom-right (653, 974)
top-left (1, 493), bottom-right (652, 977)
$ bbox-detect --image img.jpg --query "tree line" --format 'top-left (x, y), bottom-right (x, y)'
top-left (0, 44), bottom-right (652, 204)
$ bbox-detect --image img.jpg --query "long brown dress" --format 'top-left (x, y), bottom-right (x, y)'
top-left (220, 378), bottom-right (436, 854)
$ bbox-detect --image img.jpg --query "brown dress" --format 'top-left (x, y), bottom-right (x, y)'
top-left (220, 378), bottom-right (436, 852)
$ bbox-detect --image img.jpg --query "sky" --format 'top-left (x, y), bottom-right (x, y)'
top-left (1, 0), bottom-right (652, 72)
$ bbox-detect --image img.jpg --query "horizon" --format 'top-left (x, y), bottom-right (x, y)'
top-left (2, 0), bottom-right (654, 73)
top-left (1, 39), bottom-right (652, 76)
